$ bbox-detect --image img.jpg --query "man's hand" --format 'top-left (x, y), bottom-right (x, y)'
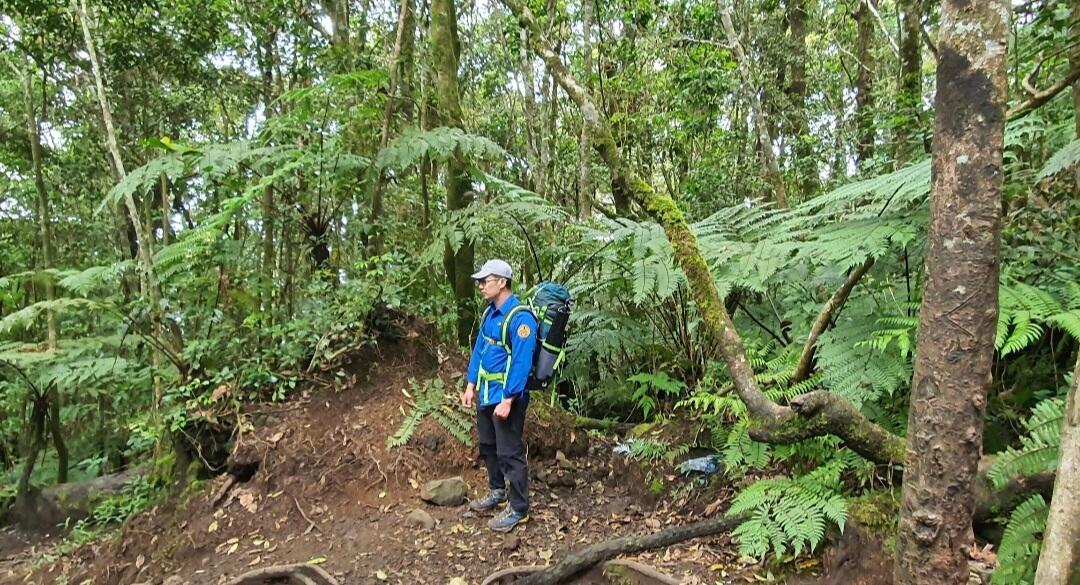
top-left (494, 397), bottom-right (513, 419)
top-left (461, 386), bottom-right (475, 408)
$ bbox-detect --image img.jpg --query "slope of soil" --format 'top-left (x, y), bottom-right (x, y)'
top-left (4, 335), bottom-right (752, 585)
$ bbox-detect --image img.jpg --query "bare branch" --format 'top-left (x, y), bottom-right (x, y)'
top-left (791, 256), bottom-right (876, 383)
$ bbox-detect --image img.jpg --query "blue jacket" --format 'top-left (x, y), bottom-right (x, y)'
top-left (467, 294), bottom-right (539, 407)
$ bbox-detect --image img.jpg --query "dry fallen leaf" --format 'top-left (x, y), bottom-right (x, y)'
top-left (207, 520), bottom-right (219, 533)
top-left (539, 550), bottom-right (553, 561)
top-left (375, 570), bottom-right (388, 580)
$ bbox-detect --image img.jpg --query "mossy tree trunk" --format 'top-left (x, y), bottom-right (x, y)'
top-left (893, 1), bottom-right (1009, 583)
top-left (432, 0), bottom-right (476, 346)
top-left (504, 0), bottom-right (902, 465)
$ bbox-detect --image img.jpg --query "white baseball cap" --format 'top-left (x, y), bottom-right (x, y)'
top-left (471, 259), bottom-right (513, 280)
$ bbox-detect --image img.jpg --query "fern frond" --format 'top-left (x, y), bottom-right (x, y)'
top-left (992, 494), bottom-right (1048, 585)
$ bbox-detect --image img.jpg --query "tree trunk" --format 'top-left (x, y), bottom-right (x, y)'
top-left (370, 0), bottom-right (415, 255)
top-left (893, 2), bottom-right (1009, 584)
top-left (519, 27), bottom-right (545, 195)
top-left (75, 0), bottom-right (179, 362)
top-left (576, 0), bottom-right (594, 219)
top-left (719, 2), bottom-right (790, 209)
top-left (431, 0), bottom-right (476, 346)
top-left (22, 67), bottom-right (57, 351)
top-left (47, 388), bottom-right (68, 484)
top-left (1072, 0), bottom-right (1080, 186)
top-left (785, 0), bottom-right (818, 197)
top-left (1032, 353), bottom-right (1080, 585)
top-left (895, 0), bottom-right (924, 166)
top-left (854, 0), bottom-right (877, 166)
top-left (15, 392), bottom-right (47, 516)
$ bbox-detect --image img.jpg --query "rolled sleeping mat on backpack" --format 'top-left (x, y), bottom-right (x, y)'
top-left (531, 305), bottom-right (570, 385)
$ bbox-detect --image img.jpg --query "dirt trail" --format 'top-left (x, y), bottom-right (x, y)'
top-left (3, 337), bottom-right (748, 585)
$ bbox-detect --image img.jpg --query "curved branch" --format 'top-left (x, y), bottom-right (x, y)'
top-left (1008, 66), bottom-right (1080, 119)
top-left (791, 257), bottom-right (876, 383)
top-left (750, 390), bottom-right (906, 464)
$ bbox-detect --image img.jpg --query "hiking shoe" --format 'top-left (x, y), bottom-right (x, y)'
top-left (468, 489), bottom-right (507, 512)
top-left (488, 507), bottom-right (529, 533)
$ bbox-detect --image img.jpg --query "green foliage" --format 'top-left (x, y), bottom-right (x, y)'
top-left (1037, 137), bottom-right (1080, 180)
top-left (997, 281), bottom-right (1080, 355)
top-left (991, 494), bottom-right (1048, 585)
top-left (988, 398), bottom-right (1064, 489)
top-left (627, 372), bottom-right (685, 420)
top-left (727, 455), bottom-right (850, 559)
top-left (387, 378), bottom-right (474, 449)
top-left (376, 127), bottom-right (506, 171)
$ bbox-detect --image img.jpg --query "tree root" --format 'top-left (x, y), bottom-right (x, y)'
top-left (224, 563), bottom-right (339, 585)
top-left (512, 513), bottom-right (747, 585)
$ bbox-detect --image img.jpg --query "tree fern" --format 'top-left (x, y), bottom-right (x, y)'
top-left (376, 126), bottom-right (506, 171)
top-left (991, 494), bottom-right (1048, 585)
top-left (387, 378), bottom-right (474, 449)
top-left (727, 457), bottom-right (849, 559)
top-left (988, 398), bottom-right (1064, 488)
top-left (1037, 137), bottom-right (1080, 181)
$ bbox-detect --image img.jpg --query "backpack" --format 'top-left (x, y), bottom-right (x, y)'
top-left (485, 282), bottom-right (573, 390)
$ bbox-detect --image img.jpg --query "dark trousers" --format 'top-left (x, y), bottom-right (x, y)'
top-left (477, 393), bottom-right (529, 514)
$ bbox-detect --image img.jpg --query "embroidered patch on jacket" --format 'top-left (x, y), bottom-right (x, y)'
top-left (517, 324), bottom-right (532, 339)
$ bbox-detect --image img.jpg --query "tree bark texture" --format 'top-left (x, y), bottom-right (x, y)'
top-left (854, 0), bottom-right (877, 166)
top-left (519, 27), bottom-right (545, 195)
top-left (894, 2), bottom-right (1009, 584)
top-left (1033, 353), bottom-right (1080, 585)
top-left (432, 0), bottom-right (476, 346)
top-left (719, 2), bottom-right (790, 208)
top-left (505, 0), bottom-right (904, 466)
top-left (22, 68), bottom-right (57, 351)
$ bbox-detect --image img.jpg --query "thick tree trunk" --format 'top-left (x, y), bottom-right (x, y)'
top-left (854, 0), bottom-right (877, 166)
top-left (22, 68), bottom-right (57, 351)
top-left (893, 2), bottom-right (1009, 584)
top-left (719, 3), bottom-right (790, 208)
top-left (15, 393), bottom-right (47, 516)
top-left (895, 0), bottom-right (924, 166)
top-left (432, 0), bottom-right (476, 346)
top-left (1033, 354), bottom-right (1080, 585)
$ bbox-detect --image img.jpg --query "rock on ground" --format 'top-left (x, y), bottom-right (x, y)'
top-left (420, 477), bottom-right (469, 506)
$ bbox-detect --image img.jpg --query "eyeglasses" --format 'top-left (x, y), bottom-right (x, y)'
top-left (476, 277), bottom-right (502, 287)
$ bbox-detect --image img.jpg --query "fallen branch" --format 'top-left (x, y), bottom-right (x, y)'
top-left (293, 496), bottom-right (320, 534)
top-left (515, 513), bottom-right (747, 585)
top-left (573, 415), bottom-right (633, 433)
top-left (791, 256), bottom-right (876, 383)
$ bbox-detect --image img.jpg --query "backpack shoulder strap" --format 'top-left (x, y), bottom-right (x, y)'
top-left (501, 304), bottom-right (535, 351)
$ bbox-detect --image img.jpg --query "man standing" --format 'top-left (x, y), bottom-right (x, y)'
top-left (461, 259), bottom-right (538, 532)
